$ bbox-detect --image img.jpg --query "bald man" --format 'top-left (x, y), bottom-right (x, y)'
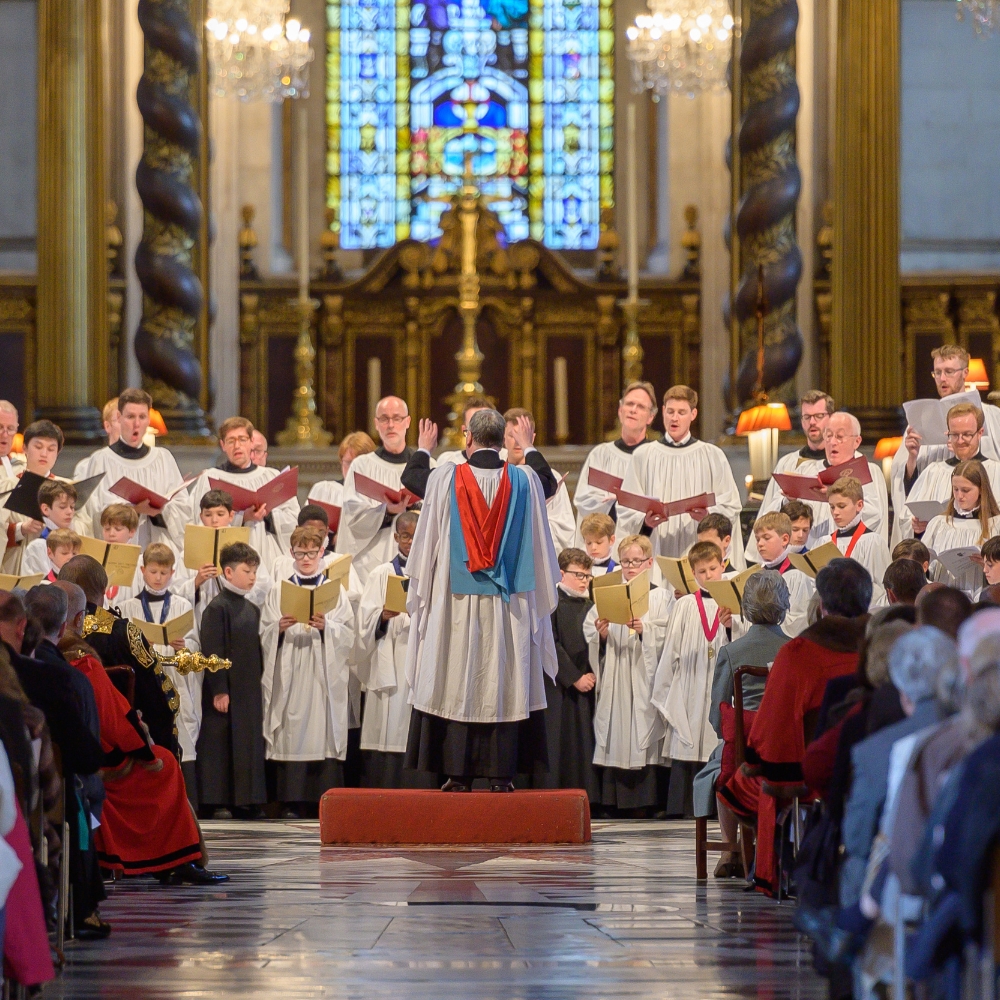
top-left (336, 396), bottom-right (424, 584)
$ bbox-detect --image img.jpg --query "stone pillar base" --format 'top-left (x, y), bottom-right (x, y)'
top-left (34, 406), bottom-right (105, 445)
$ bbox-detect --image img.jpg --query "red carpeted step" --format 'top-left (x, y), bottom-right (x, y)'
top-left (319, 788), bottom-right (592, 845)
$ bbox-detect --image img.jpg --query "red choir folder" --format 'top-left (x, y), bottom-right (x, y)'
top-left (306, 496), bottom-right (342, 533)
top-left (109, 472), bottom-right (198, 515)
top-left (352, 473), bottom-right (419, 509)
top-left (773, 455), bottom-right (873, 503)
top-left (587, 468), bottom-right (625, 497)
top-left (616, 489), bottom-right (716, 526)
top-left (208, 466), bottom-right (299, 513)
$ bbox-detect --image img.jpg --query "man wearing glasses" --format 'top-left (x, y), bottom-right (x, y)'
top-left (744, 390), bottom-right (835, 562)
top-left (185, 415), bottom-right (301, 567)
top-left (889, 344), bottom-right (1000, 546)
top-left (572, 381), bottom-right (658, 545)
top-left (336, 395), bottom-right (417, 585)
top-left (895, 402), bottom-right (1000, 540)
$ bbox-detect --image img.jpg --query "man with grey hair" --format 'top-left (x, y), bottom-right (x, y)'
top-left (337, 395), bottom-right (418, 584)
top-left (403, 406), bottom-right (559, 791)
top-left (694, 570), bottom-right (792, 877)
top-left (838, 626), bottom-right (949, 907)
top-left (0, 400), bottom-right (24, 481)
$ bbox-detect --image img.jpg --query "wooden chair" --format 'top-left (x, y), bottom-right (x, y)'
top-left (762, 706), bottom-right (821, 902)
top-left (104, 664), bottom-right (136, 706)
top-left (695, 665), bottom-right (769, 880)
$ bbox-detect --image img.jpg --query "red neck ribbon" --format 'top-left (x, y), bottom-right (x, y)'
top-left (695, 591), bottom-right (720, 642)
top-left (832, 522), bottom-right (867, 558)
top-left (454, 462), bottom-right (513, 574)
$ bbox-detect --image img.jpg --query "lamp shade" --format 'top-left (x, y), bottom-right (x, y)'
top-left (735, 402), bottom-right (792, 436)
top-left (148, 409), bottom-right (168, 436)
top-left (967, 358), bottom-right (990, 390)
top-left (874, 436), bottom-right (903, 461)
top-left (11, 433), bottom-right (23, 454)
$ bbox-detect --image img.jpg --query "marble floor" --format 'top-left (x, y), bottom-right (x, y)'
top-left (50, 820), bottom-right (825, 1000)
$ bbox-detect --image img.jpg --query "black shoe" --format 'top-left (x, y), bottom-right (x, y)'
top-left (281, 807), bottom-right (300, 819)
top-left (159, 863), bottom-right (230, 886)
top-left (490, 781), bottom-right (515, 793)
top-left (440, 778), bottom-right (470, 792)
top-left (75, 911), bottom-right (112, 940)
top-left (793, 905), bottom-right (862, 965)
top-left (212, 807), bottom-right (232, 820)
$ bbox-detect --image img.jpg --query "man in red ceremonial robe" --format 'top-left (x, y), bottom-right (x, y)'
top-left (54, 582), bottom-right (228, 885)
top-left (718, 559), bottom-right (870, 896)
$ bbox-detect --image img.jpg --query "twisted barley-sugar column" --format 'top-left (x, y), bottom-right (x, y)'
top-left (35, 0), bottom-right (106, 441)
top-left (729, 0), bottom-right (803, 406)
top-left (830, 0), bottom-right (902, 437)
top-left (134, 0), bottom-right (210, 438)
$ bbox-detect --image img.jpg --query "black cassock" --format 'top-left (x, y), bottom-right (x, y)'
top-left (82, 604), bottom-right (179, 758)
top-left (533, 588), bottom-right (601, 803)
top-left (196, 587), bottom-right (266, 807)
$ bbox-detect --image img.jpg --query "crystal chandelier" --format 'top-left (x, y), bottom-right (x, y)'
top-left (956, 0), bottom-right (999, 34)
top-left (206, 1), bottom-right (314, 101)
top-left (626, 0), bottom-right (734, 99)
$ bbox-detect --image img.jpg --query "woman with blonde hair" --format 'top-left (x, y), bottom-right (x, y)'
top-left (922, 459), bottom-right (1000, 596)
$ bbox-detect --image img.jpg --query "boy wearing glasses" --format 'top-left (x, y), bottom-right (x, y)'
top-left (337, 395), bottom-right (417, 585)
top-left (895, 402), bottom-right (1000, 539)
top-left (584, 534), bottom-right (675, 814)
top-left (260, 526), bottom-right (357, 818)
top-left (185, 416), bottom-right (300, 567)
top-left (534, 547), bottom-right (600, 800)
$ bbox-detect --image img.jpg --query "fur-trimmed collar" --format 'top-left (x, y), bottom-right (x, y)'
top-left (798, 614), bottom-right (869, 654)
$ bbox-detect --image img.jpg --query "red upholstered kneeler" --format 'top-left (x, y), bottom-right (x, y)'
top-left (319, 789), bottom-right (592, 845)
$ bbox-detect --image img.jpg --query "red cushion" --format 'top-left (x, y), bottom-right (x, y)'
top-left (319, 788), bottom-right (592, 845)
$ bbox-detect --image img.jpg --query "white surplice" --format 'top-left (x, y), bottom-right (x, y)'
top-left (776, 565), bottom-right (816, 638)
top-left (184, 462), bottom-right (300, 571)
top-left (923, 513), bottom-right (1000, 597)
top-left (545, 467), bottom-right (577, 556)
top-left (750, 451), bottom-right (888, 560)
top-left (336, 450), bottom-right (428, 585)
top-left (77, 444), bottom-right (188, 548)
top-left (572, 439), bottom-right (649, 544)
top-left (889, 400), bottom-right (1000, 547)
top-left (404, 459), bottom-right (559, 724)
top-left (744, 447), bottom-right (825, 562)
top-left (357, 561), bottom-right (413, 753)
top-left (260, 576), bottom-right (356, 762)
top-left (653, 592), bottom-right (729, 764)
top-left (308, 479), bottom-right (343, 509)
top-left (830, 524), bottom-right (892, 607)
top-left (119, 592), bottom-right (202, 761)
top-left (894, 457), bottom-right (1000, 541)
top-left (584, 585), bottom-right (674, 770)
top-left (616, 438), bottom-right (746, 570)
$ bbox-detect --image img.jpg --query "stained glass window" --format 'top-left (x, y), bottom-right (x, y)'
top-left (326, 0), bottom-right (613, 250)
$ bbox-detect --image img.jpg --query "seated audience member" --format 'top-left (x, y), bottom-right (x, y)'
top-left (891, 537), bottom-right (931, 575)
top-left (693, 570), bottom-right (791, 878)
top-left (915, 584), bottom-right (972, 639)
top-left (718, 558), bottom-right (872, 897)
top-left (784, 500), bottom-right (814, 554)
top-left (1, 588), bottom-right (106, 937)
top-left (902, 632), bottom-right (1000, 990)
top-left (882, 557), bottom-right (927, 605)
top-left (58, 554), bottom-right (180, 758)
top-left (837, 627), bottom-right (949, 907)
top-left (55, 581), bottom-right (227, 886)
